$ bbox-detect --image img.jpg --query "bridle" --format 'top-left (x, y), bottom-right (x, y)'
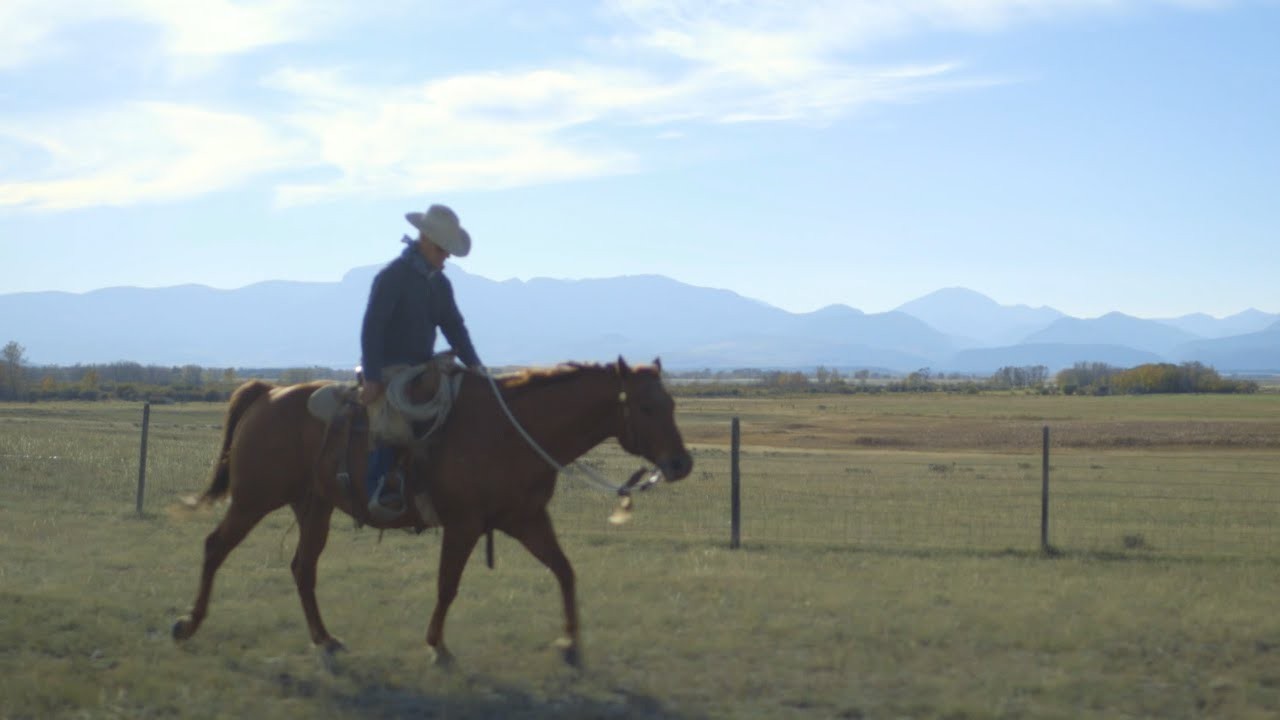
top-left (616, 388), bottom-right (641, 456)
top-left (481, 366), bottom-right (662, 505)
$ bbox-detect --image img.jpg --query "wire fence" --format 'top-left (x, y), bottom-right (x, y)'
top-left (3, 405), bottom-right (1278, 560)
top-left (537, 435), bottom-right (1280, 560)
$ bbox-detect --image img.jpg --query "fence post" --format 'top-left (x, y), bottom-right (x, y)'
top-left (1041, 424), bottom-right (1051, 554)
top-left (730, 416), bottom-right (741, 549)
top-left (136, 402), bottom-right (151, 515)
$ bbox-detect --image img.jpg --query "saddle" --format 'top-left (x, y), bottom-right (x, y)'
top-left (307, 381), bottom-right (358, 425)
top-left (306, 359), bottom-right (462, 530)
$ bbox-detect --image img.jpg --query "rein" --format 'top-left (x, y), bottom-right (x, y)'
top-left (480, 368), bottom-right (661, 521)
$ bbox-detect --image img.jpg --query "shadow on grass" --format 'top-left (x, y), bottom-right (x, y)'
top-left (1042, 547), bottom-right (1280, 566)
top-left (572, 531), bottom-right (1280, 570)
top-left (270, 661), bottom-right (701, 720)
top-left (721, 539), bottom-right (1280, 567)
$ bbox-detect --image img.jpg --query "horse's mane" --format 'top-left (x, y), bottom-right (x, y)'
top-left (490, 361), bottom-right (660, 396)
top-left (497, 362), bottom-right (609, 392)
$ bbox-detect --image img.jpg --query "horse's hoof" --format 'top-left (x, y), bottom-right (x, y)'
top-left (316, 638), bottom-right (345, 673)
top-left (430, 645), bottom-right (455, 669)
top-left (171, 616), bottom-right (194, 642)
top-left (555, 638), bottom-right (582, 669)
top-left (317, 637), bottom-right (346, 655)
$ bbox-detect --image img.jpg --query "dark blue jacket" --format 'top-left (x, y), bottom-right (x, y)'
top-left (360, 239), bottom-right (481, 382)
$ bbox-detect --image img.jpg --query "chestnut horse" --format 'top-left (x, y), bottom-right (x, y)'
top-left (172, 358), bottom-right (692, 666)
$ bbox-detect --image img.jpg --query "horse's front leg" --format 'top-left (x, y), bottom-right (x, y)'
top-left (506, 508), bottom-right (580, 667)
top-left (426, 521), bottom-right (482, 666)
top-left (290, 499), bottom-right (344, 654)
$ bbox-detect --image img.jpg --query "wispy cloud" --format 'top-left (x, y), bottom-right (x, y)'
top-left (0, 0), bottom-right (334, 70)
top-left (0, 0), bottom-right (1231, 211)
top-left (608, 0), bottom-right (1235, 56)
top-left (128, 0), bottom-right (326, 58)
top-left (266, 67), bottom-right (645, 205)
top-left (0, 102), bottom-right (306, 210)
top-left (264, 50), bottom-right (965, 203)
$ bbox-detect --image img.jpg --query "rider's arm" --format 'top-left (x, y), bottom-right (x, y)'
top-left (360, 265), bottom-right (402, 384)
top-left (432, 273), bottom-right (481, 368)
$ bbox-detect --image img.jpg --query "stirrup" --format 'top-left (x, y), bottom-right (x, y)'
top-left (367, 473), bottom-right (407, 523)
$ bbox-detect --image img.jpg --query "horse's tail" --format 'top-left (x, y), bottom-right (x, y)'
top-left (187, 380), bottom-right (273, 507)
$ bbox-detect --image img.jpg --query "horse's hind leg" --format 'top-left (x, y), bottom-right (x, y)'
top-left (172, 501), bottom-right (267, 642)
top-left (290, 499), bottom-right (344, 654)
top-left (425, 521), bottom-right (483, 667)
top-left (506, 509), bottom-right (580, 667)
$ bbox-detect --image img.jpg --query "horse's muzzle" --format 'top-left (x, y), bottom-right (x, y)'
top-left (661, 453), bottom-right (693, 482)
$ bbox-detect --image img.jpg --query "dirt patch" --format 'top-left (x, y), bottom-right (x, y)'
top-left (1052, 421), bottom-right (1280, 450)
top-left (853, 436), bottom-right (914, 448)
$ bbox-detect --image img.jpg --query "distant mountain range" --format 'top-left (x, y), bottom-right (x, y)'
top-left (1, 271), bottom-right (1277, 374)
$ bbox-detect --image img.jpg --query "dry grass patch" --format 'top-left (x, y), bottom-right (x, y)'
top-left (676, 394), bottom-right (1280, 451)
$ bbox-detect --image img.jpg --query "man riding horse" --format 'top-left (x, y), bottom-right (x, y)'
top-left (172, 207), bottom-right (695, 663)
top-left (359, 204), bottom-right (481, 516)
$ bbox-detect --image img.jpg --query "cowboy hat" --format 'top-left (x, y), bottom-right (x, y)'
top-left (405, 204), bottom-right (471, 257)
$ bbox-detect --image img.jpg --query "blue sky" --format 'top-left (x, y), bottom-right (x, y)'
top-left (2, 0), bottom-right (1277, 319)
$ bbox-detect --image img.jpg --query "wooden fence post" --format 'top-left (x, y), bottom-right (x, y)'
top-left (1041, 425), bottom-right (1051, 554)
top-left (136, 402), bottom-right (150, 515)
top-left (730, 416), bottom-right (741, 549)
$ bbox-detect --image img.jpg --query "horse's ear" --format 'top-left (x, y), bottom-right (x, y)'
top-left (617, 355), bottom-right (631, 377)
top-left (653, 357), bottom-right (662, 373)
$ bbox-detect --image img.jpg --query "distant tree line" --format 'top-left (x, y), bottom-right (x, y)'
top-left (1, 341), bottom-right (25, 400)
top-left (670, 365), bottom-right (1056, 397)
top-left (880, 366), bottom-right (1054, 395)
top-left (0, 342), bottom-right (355, 402)
top-left (1056, 361), bottom-right (1258, 395)
top-left (671, 362), bottom-right (1259, 397)
top-left (0, 339), bottom-right (1261, 402)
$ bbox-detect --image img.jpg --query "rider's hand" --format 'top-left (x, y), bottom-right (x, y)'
top-left (359, 380), bottom-right (385, 405)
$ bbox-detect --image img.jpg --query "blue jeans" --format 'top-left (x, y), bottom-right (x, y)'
top-left (366, 446), bottom-right (397, 499)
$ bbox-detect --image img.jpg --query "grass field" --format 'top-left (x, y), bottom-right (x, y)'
top-left (2, 392), bottom-right (1280, 719)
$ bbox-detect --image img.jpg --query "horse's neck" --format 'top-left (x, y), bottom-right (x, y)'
top-left (504, 372), bottom-right (617, 466)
